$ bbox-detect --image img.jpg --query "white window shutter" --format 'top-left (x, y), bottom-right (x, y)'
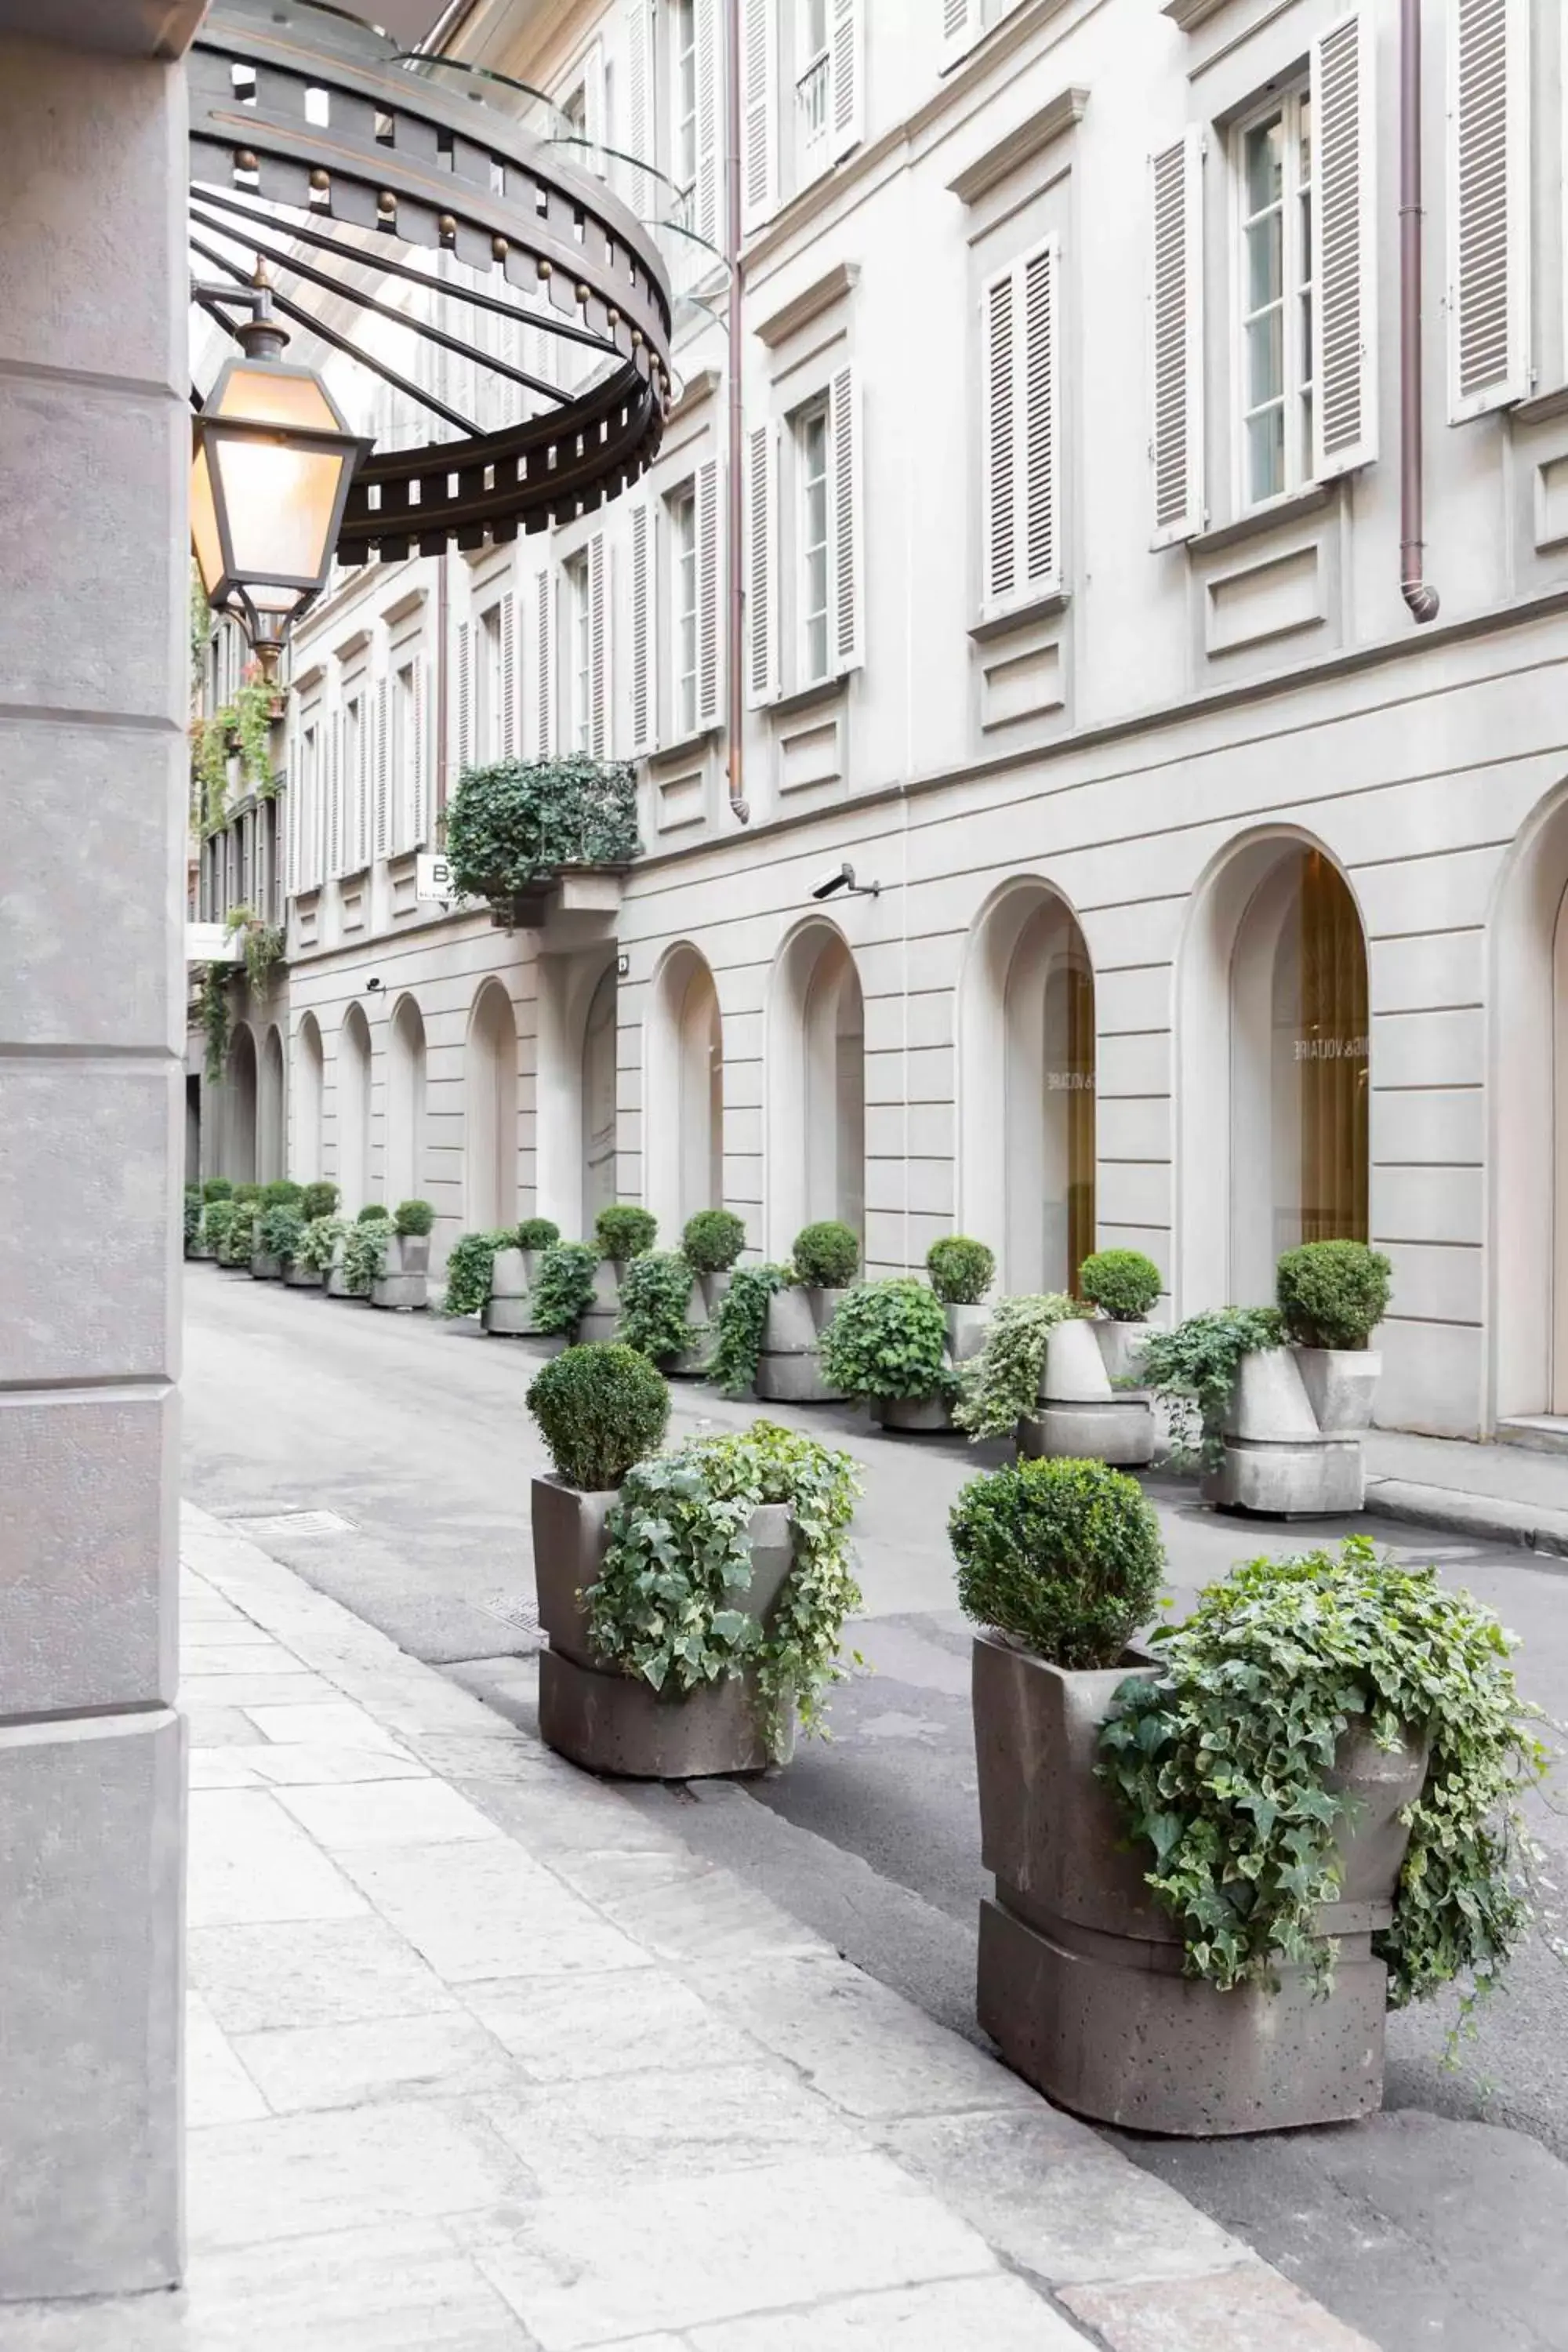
top-left (828, 0), bottom-right (862, 162)
top-left (501, 592), bottom-right (518, 757)
top-left (741, 0), bottom-right (778, 234)
top-left (745, 420), bottom-right (779, 707)
top-left (1022, 243), bottom-right (1059, 591)
top-left (410, 659), bottom-right (429, 851)
top-left (456, 619), bottom-right (472, 775)
top-left (981, 267), bottom-right (1017, 608)
top-left (357, 704), bottom-right (371, 869)
top-left (536, 575), bottom-right (555, 757)
top-left (623, 0), bottom-right (652, 221)
top-left (1312, 9), bottom-right (1378, 479)
top-left (587, 532), bottom-right (609, 760)
top-left (1447, 0), bottom-right (1530, 420)
top-left (695, 456), bottom-right (723, 728)
top-left (375, 677), bottom-right (390, 860)
top-left (629, 501), bottom-right (655, 754)
top-left (828, 365), bottom-right (863, 673)
top-left (285, 717), bottom-right (299, 898)
top-left (694, 0), bottom-right (721, 254)
top-left (328, 712), bottom-right (342, 880)
top-left (982, 241), bottom-right (1061, 615)
top-left (941, 0), bottom-right (981, 67)
top-left (1149, 126), bottom-right (1205, 546)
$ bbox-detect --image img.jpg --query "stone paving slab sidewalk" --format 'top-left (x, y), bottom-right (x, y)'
top-left (12, 1506), bottom-right (1372, 2352)
top-left (1363, 1428), bottom-right (1568, 1555)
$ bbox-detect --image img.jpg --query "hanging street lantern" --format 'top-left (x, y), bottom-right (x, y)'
top-left (190, 265), bottom-right (370, 671)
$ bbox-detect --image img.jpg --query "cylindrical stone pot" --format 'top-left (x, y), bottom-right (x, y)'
top-left (699, 1268), bottom-right (734, 1316)
top-left (754, 1288), bottom-right (844, 1403)
top-left (532, 1477), bottom-right (796, 1777)
top-left (1018, 1317), bottom-right (1153, 1468)
top-left (575, 1255), bottom-right (621, 1345)
top-left (971, 1631), bottom-right (1425, 2135)
top-left (945, 1303), bottom-right (991, 1364)
top-left (485, 1247), bottom-right (542, 1335)
top-left (325, 1239), bottom-right (354, 1300)
top-left (250, 1253), bottom-right (282, 1281)
top-left (804, 1285), bottom-right (848, 1334)
top-left (1294, 1346), bottom-right (1382, 1436)
top-left (873, 1393), bottom-right (953, 1433)
top-left (1203, 1348), bottom-right (1365, 1515)
top-left (1091, 1317), bottom-right (1152, 1388)
top-left (372, 1234), bottom-right (430, 1312)
top-left (668, 1271), bottom-right (715, 1379)
top-left (284, 1261), bottom-right (325, 1290)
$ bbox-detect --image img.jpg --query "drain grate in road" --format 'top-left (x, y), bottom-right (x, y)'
top-left (224, 1508), bottom-right (358, 1539)
top-left (481, 1592), bottom-right (541, 1638)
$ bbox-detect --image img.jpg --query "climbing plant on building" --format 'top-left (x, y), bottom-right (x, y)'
top-left (444, 756), bottom-right (641, 917)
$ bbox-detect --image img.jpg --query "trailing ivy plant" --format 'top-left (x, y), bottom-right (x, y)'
top-left (616, 1250), bottom-right (701, 1364)
top-left (226, 904), bottom-right (286, 1000)
top-left (340, 1219), bottom-right (389, 1296)
top-left (1098, 1537), bottom-right (1550, 2024)
top-left (190, 665), bottom-right (279, 837)
top-left (709, 1262), bottom-right (789, 1397)
top-left (587, 1420), bottom-right (863, 1756)
top-left (952, 1294), bottom-right (1081, 1441)
top-left (441, 1229), bottom-right (514, 1318)
top-left (444, 756), bottom-right (641, 909)
top-left (1139, 1305), bottom-right (1286, 1470)
top-left (296, 1215), bottom-right (346, 1276)
top-left (198, 963), bottom-right (232, 1084)
top-left (216, 1203), bottom-right (256, 1266)
top-left (201, 1199), bottom-right (240, 1259)
top-left (258, 1205), bottom-right (304, 1266)
top-left (530, 1240), bottom-right (602, 1335)
top-left (818, 1279), bottom-right (953, 1403)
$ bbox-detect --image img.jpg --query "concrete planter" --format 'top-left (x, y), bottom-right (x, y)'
top-left (576, 1255), bottom-right (621, 1345)
top-left (1294, 1345), bottom-right (1382, 1436)
top-left (944, 1303), bottom-right (992, 1363)
top-left (372, 1233), bottom-right (430, 1312)
top-left (532, 1477), bottom-right (796, 1777)
top-left (872, 1392), bottom-right (953, 1432)
top-left (1203, 1347), bottom-right (1364, 1515)
top-left (667, 1271), bottom-right (715, 1379)
top-left (1091, 1317), bottom-right (1153, 1388)
top-left (971, 1631), bottom-right (1425, 2135)
top-left (699, 1268), bottom-right (734, 1316)
top-left (189, 1238), bottom-right (216, 1262)
top-left (250, 1253), bottom-right (282, 1282)
top-left (1017, 1317), bottom-right (1154, 1468)
top-left (485, 1247), bottom-right (543, 1336)
top-left (284, 1261), bottom-right (324, 1290)
top-left (754, 1286), bottom-right (844, 1404)
top-left (325, 1240), bottom-right (358, 1300)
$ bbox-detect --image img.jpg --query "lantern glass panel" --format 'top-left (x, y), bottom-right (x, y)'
top-left (212, 363), bottom-right (343, 432)
top-left (207, 431), bottom-right (350, 593)
top-left (190, 442), bottom-right (224, 599)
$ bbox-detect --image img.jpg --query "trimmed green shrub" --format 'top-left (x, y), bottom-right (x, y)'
top-left (953, 1294), bottom-right (1080, 1440)
top-left (202, 1199), bottom-right (240, 1255)
top-left (259, 1204), bottom-right (304, 1265)
top-left (818, 1279), bottom-right (950, 1403)
top-left (532, 1240), bottom-right (602, 1334)
top-left (201, 1177), bottom-right (234, 1203)
top-left (710, 1263), bottom-right (788, 1396)
top-left (1140, 1306), bottom-right (1286, 1468)
top-left (528, 1341), bottom-right (670, 1490)
top-left (217, 1203), bottom-right (256, 1265)
top-left (394, 1198), bottom-right (434, 1237)
top-left (951, 1456), bottom-right (1164, 1671)
top-left (262, 1179), bottom-right (304, 1209)
top-left (183, 1190), bottom-right (201, 1252)
top-left (357, 1203), bottom-right (392, 1225)
top-left (341, 1220), bottom-right (388, 1295)
top-left (1276, 1240), bottom-right (1392, 1351)
top-left (926, 1236), bottom-right (995, 1305)
top-left (1080, 1249), bottom-right (1162, 1323)
top-left (792, 1220), bottom-right (860, 1289)
top-left (300, 1181), bottom-right (339, 1221)
top-left (231, 1182), bottom-right (263, 1206)
top-left (682, 1209), bottom-right (747, 1275)
top-left (589, 1421), bottom-right (862, 1751)
top-left (517, 1217), bottom-right (561, 1251)
top-left (1098, 1537), bottom-right (1548, 2013)
top-left (296, 1215), bottom-right (344, 1276)
top-left (616, 1251), bottom-right (699, 1363)
top-left (441, 1229), bottom-right (513, 1318)
top-left (595, 1203), bottom-right (658, 1262)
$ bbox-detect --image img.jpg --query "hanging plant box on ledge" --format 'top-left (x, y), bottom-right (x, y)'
top-left (443, 755), bottom-right (641, 931)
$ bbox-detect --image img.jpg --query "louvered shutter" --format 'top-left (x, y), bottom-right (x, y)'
top-left (828, 0), bottom-right (862, 162)
top-left (328, 711), bottom-right (342, 880)
top-left (587, 533), bottom-right (609, 760)
top-left (1447, 0), bottom-right (1530, 420)
top-left (942, 0), bottom-right (981, 66)
top-left (981, 241), bottom-right (1061, 616)
top-left (694, 0), bottom-right (720, 254)
top-left (456, 619), bottom-right (472, 776)
top-left (375, 677), bottom-right (390, 860)
top-left (828, 365), bottom-right (863, 673)
top-left (1311, 9), bottom-right (1378, 480)
top-left (624, 0), bottom-right (652, 221)
top-left (501, 593), bottom-right (517, 757)
top-left (741, 0), bottom-right (778, 233)
top-left (536, 572), bottom-right (555, 757)
top-left (629, 501), bottom-right (655, 754)
top-left (410, 660), bottom-right (429, 850)
top-left (982, 267), bottom-right (1018, 606)
top-left (746, 421), bottom-right (779, 707)
top-left (285, 714), bottom-right (299, 898)
top-left (694, 456), bottom-right (723, 728)
top-left (1149, 126), bottom-right (1205, 547)
top-left (356, 698), bottom-right (370, 869)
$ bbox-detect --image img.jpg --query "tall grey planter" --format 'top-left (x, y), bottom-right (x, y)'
top-left (971, 1632), bottom-right (1425, 2135)
top-left (667, 1269), bottom-right (715, 1377)
top-left (484, 1246), bottom-right (543, 1336)
top-left (945, 1303), bottom-right (991, 1363)
top-left (1203, 1347), bottom-right (1365, 1515)
top-left (249, 1251), bottom-right (282, 1282)
top-left (754, 1286), bottom-right (844, 1403)
top-left (575, 1255), bottom-right (621, 1344)
top-left (372, 1232), bottom-right (429, 1312)
top-left (533, 1477), bottom-right (796, 1777)
top-left (1016, 1318), bottom-right (1153, 1468)
top-left (284, 1259), bottom-right (325, 1290)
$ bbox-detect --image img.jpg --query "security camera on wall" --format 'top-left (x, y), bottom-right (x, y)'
top-left (811, 862), bottom-right (879, 902)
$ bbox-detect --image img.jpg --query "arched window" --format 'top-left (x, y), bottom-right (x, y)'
top-left (466, 981), bottom-right (518, 1231)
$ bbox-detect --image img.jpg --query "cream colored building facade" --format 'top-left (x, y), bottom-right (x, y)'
top-left (192, 0), bottom-right (1568, 1444)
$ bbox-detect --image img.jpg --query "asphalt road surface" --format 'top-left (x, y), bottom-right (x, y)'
top-left (183, 1265), bottom-right (1568, 2352)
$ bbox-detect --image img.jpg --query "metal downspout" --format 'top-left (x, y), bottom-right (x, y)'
top-left (1400, 0), bottom-right (1440, 622)
top-left (725, 0), bottom-right (750, 818)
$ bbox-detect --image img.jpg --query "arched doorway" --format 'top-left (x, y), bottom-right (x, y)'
top-left (466, 980), bottom-right (518, 1231)
top-left (582, 964), bottom-right (619, 1228)
top-left (226, 1022), bottom-right (258, 1184)
top-left (258, 1024), bottom-right (286, 1183)
top-left (1493, 785), bottom-right (1568, 1421)
top-left (337, 1001), bottom-right (372, 1213)
top-left (767, 923), bottom-right (865, 1256)
top-left (960, 884), bottom-right (1096, 1296)
top-left (294, 1012), bottom-right (324, 1181)
top-left (387, 994), bottom-right (428, 1209)
top-left (647, 946), bottom-right (723, 1233)
top-left (1179, 835), bottom-right (1368, 1313)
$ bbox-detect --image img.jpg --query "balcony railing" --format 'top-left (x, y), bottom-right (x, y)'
top-left (797, 53), bottom-right (829, 154)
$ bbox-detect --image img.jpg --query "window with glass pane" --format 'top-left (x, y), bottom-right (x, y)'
top-left (1237, 87), bottom-right (1314, 506)
top-left (798, 0), bottom-right (829, 154)
top-left (565, 554), bottom-right (592, 753)
top-left (670, 485), bottom-right (698, 739)
top-left (797, 404), bottom-right (829, 684)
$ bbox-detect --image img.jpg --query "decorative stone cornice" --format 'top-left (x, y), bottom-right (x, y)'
top-left (1161, 0), bottom-right (1233, 27)
top-left (946, 86), bottom-right (1090, 205)
top-left (666, 365), bottom-right (723, 424)
top-left (754, 263), bottom-right (862, 350)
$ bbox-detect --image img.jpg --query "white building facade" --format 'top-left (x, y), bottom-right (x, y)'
top-left (191, 0), bottom-right (1568, 1444)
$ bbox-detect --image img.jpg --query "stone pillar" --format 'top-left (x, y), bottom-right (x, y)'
top-left (0, 15), bottom-right (193, 2301)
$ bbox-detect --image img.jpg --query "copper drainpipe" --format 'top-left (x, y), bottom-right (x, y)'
top-left (1399, 0), bottom-right (1439, 622)
top-left (725, 0), bottom-right (750, 819)
top-left (435, 546), bottom-right (451, 838)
